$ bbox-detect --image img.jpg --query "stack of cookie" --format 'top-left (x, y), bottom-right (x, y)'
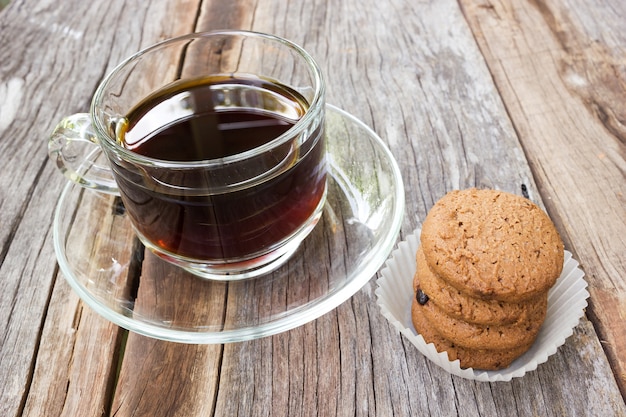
top-left (411, 188), bottom-right (564, 370)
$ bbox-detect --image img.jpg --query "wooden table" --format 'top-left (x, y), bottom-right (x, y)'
top-left (1, 0), bottom-right (625, 415)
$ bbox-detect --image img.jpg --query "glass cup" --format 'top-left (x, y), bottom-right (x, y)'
top-left (49, 30), bottom-right (327, 280)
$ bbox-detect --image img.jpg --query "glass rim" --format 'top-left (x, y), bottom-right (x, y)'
top-left (90, 29), bottom-right (325, 168)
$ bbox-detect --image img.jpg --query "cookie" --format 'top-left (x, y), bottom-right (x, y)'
top-left (411, 299), bottom-right (533, 370)
top-left (416, 246), bottom-right (548, 325)
top-left (417, 289), bottom-right (546, 350)
top-left (421, 188), bottom-right (564, 302)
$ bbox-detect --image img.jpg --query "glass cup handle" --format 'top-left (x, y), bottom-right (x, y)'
top-left (48, 113), bottom-right (119, 194)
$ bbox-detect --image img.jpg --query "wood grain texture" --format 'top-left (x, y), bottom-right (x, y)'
top-left (0, 0), bottom-right (625, 416)
top-left (459, 0), bottom-right (626, 394)
top-left (0, 1), bottom-right (111, 410)
top-left (0, 1), bottom-right (198, 416)
top-left (21, 189), bottom-right (136, 417)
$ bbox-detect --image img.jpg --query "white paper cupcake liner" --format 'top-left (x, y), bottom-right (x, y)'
top-left (375, 229), bottom-right (589, 382)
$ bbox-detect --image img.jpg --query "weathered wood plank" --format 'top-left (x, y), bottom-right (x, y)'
top-left (22, 190), bottom-right (133, 417)
top-left (0, 1), bottom-right (137, 414)
top-left (459, 0), bottom-right (626, 395)
top-left (0, 166), bottom-right (64, 417)
top-left (0, 0), bottom-right (201, 416)
top-left (112, 329), bottom-right (223, 416)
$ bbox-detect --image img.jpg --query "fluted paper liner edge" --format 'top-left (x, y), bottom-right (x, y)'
top-left (375, 230), bottom-right (589, 382)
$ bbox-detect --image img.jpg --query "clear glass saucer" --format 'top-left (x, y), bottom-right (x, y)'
top-left (53, 104), bottom-right (405, 343)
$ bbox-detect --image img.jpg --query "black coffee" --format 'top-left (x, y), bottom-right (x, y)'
top-left (114, 76), bottom-right (326, 261)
